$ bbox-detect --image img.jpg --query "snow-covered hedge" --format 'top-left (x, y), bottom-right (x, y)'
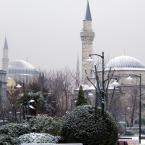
top-left (29, 115), bottom-right (63, 135)
top-left (0, 123), bottom-right (30, 137)
top-left (18, 133), bottom-right (60, 143)
top-left (0, 134), bottom-right (19, 145)
top-left (61, 105), bottom-right (118, 145)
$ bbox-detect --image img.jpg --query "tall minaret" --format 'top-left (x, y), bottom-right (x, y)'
top-left (75, 55), bottom-right (80, 88)
top-left (2, 37), bottom-right (9, 71)
top-left (80, 0), bottom-right (95, 84)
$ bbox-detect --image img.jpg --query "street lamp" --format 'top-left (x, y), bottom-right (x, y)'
top-left (127, 74), bottom-right (142, 144)
top-left (111, 79), bottom-right (120, 88)
top-left (15, 84), bottom-right (22, 122)
top-left (88, 52), bottom-right (105, 114)
top-left (112, 74), bottom-right (142, 144)
top-left (16, 84), bottom-right (22, 89)
top-left (124, 106), bottom-right (131, 134)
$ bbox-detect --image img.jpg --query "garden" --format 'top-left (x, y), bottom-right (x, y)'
top-left (0, 105), bottom-right (118, 145)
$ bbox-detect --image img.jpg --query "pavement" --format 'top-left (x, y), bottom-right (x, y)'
top-left (119, 136), bottom-right (145, 145)
top-left (119, 137), bottom-right (138, 145)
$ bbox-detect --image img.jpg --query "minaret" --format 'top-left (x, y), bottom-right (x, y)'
top-left (75, 55), bottom-right (80, 88)
top-left (80, 0), bottom-right (95, 84)
top-left (2, 37), bottom-right (9, 71)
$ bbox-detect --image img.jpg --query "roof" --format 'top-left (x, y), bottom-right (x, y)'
top-left (106, 55), bottom-right (145, 70)
top-left (85, 0), bottom-right (92, 21)
top-left (8, 60), bottom-right (36, 70)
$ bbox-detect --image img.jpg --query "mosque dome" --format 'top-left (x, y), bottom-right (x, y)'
top-left (8, 60), bottom-right (35, 70)
top-left (106, 55), bottom-right (145, 70)
top-left (7, 60), bottom-right (39, 83)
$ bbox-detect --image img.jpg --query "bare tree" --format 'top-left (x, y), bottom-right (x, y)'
top-left (85, 64), bottom-right (115, 110)
top-left (45, 69), bottom-right (75, 116)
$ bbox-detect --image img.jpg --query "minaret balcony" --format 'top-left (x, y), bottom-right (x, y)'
top-left (80, 32), bottom-right (95, 42)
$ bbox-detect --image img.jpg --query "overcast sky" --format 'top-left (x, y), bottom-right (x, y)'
top-left (0, 0), bottom-right (144, 71)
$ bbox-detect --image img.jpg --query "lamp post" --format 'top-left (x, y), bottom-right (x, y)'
top-left (126, 74), bottom-right (142, 144)
top-left (112, 74), bottom-right (142, 144)
top-left (88, 52), bottom-right (105, 114)
top-left (139, 74), bottom-right (142, 144)
top-left (16, 84), bottom-right (22, 122)
top-left (124, 106), bottom-right (131, 134)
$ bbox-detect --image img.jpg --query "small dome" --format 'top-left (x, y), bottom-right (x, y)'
top-left (9, 60), bottom-right (35, 70)
top-left (106, 55), bottom-right (145, 70)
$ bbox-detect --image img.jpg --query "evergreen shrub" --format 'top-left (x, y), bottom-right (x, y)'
top-left (0, 123), bottom-right (30, 137)
top-left (0, 134), bottom-right (19, 145)
top-left (29, 115), bottom-right (63, 136)
top-left (61, 105), bottom-right (118, 145)
top-left (76, 85), bottom-right (87, 106)
top-left (135, 118), bottom-right (145, 125)
top-left (125, 130), bottom-right (134, 136)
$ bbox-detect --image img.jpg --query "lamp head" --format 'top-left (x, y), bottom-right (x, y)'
top-left (126, 75), bottom-right (133, 81)
top-left (16, 84), bottom-right (22, 88)
top-left (87, 56), bottom-right (93, 62)
top-left (111, 79), bottom-right (120, 87)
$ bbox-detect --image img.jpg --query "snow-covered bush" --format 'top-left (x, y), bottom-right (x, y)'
top-left (61, 105), bottom-right (118, 145)
top-left (0, 134), bottom-right (19, 145)
top-left (0, 123), bottom-right (30, 137)
top-left (29, 115), bottom-right (63, 135)
top-left (18, 133), bottom-right (60, 143)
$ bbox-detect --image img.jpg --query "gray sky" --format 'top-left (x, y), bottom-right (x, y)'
top-left (0, 0), bottom-right (145, 70)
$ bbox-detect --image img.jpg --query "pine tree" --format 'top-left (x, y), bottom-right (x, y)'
top-left (76, 85), bottom-right (87, 106)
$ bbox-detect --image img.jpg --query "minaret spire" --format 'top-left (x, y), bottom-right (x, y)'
top-left (4, 37), bottom-right (8, 49)
top-left (85, 0), bottom-right (92, 21)
top-left (2, 36), bottom-right (9, 71)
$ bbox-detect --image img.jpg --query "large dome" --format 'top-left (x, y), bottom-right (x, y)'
top-left (9, 60), bottom-right (35, 70)
top-left (106, 55), bottom-right (145, 70)
top-left (8, 60), bottom-right (39, 82)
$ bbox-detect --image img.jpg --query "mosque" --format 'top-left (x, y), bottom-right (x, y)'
top-left (79, 1), bottom-right (145, 123)
top-left (0, 37), bottom-right (39, 104)
top-left (80, 1), bottom-right (145, 85)
top-left (0, 0), bottom-right (144, 124)
top-left (2, 37), bottom-right (39, 82)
